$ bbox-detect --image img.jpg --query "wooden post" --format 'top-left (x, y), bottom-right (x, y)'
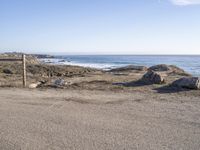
top-left (22, 54), bottom-right (26, 87)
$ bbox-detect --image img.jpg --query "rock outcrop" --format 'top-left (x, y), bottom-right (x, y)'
top-left (141, 70), bottom-right (165, 84)
top-left (148, 64), bottom-right (191, 76)
top-left (148, 64), bottom-right (170, 72)
top-left (109, 65), bottom-right (147, 72)
top-left (172, 77), bottom-right (200, 90)
top-left (168, 65), bottom-right (191, 76)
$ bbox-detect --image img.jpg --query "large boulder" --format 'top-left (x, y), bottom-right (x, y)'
top-left (148, 64), bottom-right (191, 76)
top-left (109, 65), bottom-right (147, 72)
top-left (172, 77), bottom-right (200, 90)
top-left (141, 70), bottom-right (165, 84)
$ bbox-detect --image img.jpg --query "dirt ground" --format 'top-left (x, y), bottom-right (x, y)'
top-left (0, 88), bottom-right (200, 150)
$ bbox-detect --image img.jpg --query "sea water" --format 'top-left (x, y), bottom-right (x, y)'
top-left (41, 55), bottom-right (200, 76)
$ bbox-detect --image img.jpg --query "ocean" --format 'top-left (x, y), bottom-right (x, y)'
top-left (41, 55), bottom-right (200, 76)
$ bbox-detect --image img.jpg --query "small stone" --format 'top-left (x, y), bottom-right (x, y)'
top-left (54, 79), bottom-right (65, 86)
top-left (3, 69), bottom-right (13, 74)
top-left (29, 82), bottom-right (41, 88)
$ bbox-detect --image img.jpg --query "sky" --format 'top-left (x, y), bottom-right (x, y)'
top-left (0, 0), bottom-right (200, 55)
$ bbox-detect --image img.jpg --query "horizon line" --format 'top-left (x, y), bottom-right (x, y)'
top-left (1, 52), bottom-right (200, 56)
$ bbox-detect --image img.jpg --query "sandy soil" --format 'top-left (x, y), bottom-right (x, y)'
top-left (0, 88), bottom-right (200, 150)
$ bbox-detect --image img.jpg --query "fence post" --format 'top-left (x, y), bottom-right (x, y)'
top-left (22, 54), bottom-right (26, 87)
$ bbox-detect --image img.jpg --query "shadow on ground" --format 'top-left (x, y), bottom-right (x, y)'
top-left (113, 80), bottom-right (152, 87)
top-left (113, 80), bottom-right (192, 94)
top-left (154, 85), bottom-right (192, 94)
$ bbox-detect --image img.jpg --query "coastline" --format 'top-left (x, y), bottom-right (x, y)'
top-left (40, 55), bottom-right (200, 76)
top-left (0, 52), bottom-right (198, 89)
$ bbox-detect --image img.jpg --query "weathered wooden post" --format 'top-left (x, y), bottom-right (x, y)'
top-left (22, 54), bottom-right (26, 87)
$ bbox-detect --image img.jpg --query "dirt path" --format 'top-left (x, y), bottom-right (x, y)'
top-left (0, 88), bottom-right (200, 150)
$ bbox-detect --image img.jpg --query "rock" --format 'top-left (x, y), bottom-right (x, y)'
top-left (65, 81), bottom-right (72, 85)
top-left (142, 70), bottom-right (165, 84)
top-left (28, 80), bottom-right (46, 88)
top-left (168, 65), bottom-right (191, 76)
top-left (29, 82), bottom-right (41, 89)
top-left (58, 60), bottom-right (65, 63)
top-left (109, 65), bottom-right (147, 72)
top-left (3, 69), bottom-right (13, 74)
top-left (172, 77), bottom-right (200, 89)
top-left (148, 64), bottom-right (171, 72)
top-left (148, 64), bottom-right (191, 76)
top-left (54, 79), bottom-right (65, 86)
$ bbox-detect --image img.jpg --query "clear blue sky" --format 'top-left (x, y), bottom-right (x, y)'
top-left (1, 0), bottom-right (200, 54)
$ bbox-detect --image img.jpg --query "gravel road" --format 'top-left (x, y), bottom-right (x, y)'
top-left (0, 88), bottom-right (200, 150)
